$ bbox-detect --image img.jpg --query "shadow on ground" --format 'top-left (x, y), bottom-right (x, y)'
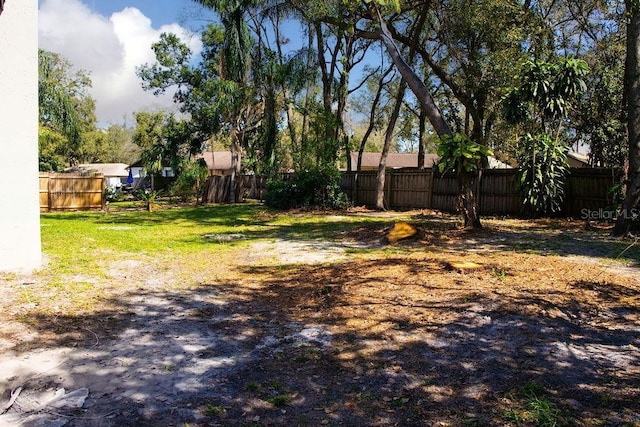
top-left (2, 255), bottom-right (638, 426)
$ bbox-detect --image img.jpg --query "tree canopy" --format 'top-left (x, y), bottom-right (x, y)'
top-left (130, 0), bottom-right (637, 223)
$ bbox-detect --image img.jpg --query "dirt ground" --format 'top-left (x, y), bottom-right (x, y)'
top-left (0, 212), bottom-right (639, 426)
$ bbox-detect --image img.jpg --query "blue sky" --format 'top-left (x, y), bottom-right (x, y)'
top-left (38, 0), bottom-right (211, 125)
top-left (85, 0), bottom-right (211, 28)
top-left (38, 0), bottom-right (373, 128)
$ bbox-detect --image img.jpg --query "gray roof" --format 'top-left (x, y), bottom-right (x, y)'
top-left (348, 152), bottom-right (511, 170)
top-left (348, 152), bottom-right (439, 169)
top-left (200, 152), bottom-right (233, 171)
top-left (77, 163), bottom-right (130, 177)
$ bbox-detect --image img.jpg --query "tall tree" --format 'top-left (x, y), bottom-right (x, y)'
top-left (197, 0), bottom-right (253, 203)
top-left (132, 111), bottom-right (168, 191)
top-left (375, 80), bottom-right (406, 209)
top-left (38, 49), bottom-right (95, 170)
top-left (613, 0), bottom-right (640, 236)
top-left (503, 58), bottom-right (589, 216)
top-left (365, 1), bottom-right (498, 227)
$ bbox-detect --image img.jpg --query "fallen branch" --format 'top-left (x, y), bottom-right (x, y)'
top-left (1, 387), bottom-right (22, 414)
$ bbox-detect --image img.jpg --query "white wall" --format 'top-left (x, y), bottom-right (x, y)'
top-left (0, 1), bottom-right (42, 272)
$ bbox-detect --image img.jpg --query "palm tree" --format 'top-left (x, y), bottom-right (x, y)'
top-left (193, 0), bottom-right (256, 203)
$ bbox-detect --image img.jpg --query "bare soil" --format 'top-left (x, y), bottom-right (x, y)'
top-left (0, 212), bottom-right (639, 426)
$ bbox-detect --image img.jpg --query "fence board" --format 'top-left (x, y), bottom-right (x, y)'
top-left (431, 173), bottom-right (458, 212)
top-left (564, 168), bottom-right (619, 217)
top-left (202, 175), bottom-right (244, 203)
top-left (388, 170), bottom-right (433, 209)
top-left (479, 169), bottom-right (521, 215)
top-left (39, 174), bottom-right (50, 210)
top-left (339, 167), bottom-right (618, 217)
top-left (341, 171), bottom-right (379, 207)
top-left (40, 173), bottom-right (105, 211)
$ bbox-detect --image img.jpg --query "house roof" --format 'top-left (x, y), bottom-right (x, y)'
top-left (77, 163), bottom-right (130, 177)
top-left (200, 151), bottom-right (233, 171)
top-left (348, 152), bottom-right (439, 170)
top-left (347, 152), bottom-right (511, 170)
top-left (567, 151), bottom-right (590, 166)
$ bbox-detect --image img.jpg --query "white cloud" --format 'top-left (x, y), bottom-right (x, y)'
top-left (38, 0), bottom-right (202, 125)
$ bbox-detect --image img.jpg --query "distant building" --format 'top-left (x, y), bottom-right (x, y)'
top-left (199, 151), bottom-right (234, 176)
top-left (74, 163), bottom-right (130, 188)
top-left (346, 152), bottom-right (511, 171)
top-left (567, 151), bottom-right (590, 168)
top-left (128, 159), bottom-right (175, 180)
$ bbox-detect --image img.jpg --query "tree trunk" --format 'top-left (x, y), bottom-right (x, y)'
top-left (418, 109), bottom-right (426, 169)
top-left (229, 126), bottom-right (241, 204)
top-left (613, 0), bottom-right (640, 236)
top-left (369, 4), bottom-right (452, 138)
top-left (458, 170), bottom-right (481, 229)
top-left (370, 4), bottom-right (485, 228)
top-left (376, 81), bottom-right (406, 210)
top-left (355, 65), bottom-right (393, 203)
top-left (613, 171), bottom-right (640, 235)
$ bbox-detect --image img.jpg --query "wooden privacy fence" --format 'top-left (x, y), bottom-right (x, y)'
top-left (201, 175), bottom-right (245, 203)
top-left (40, 173), bottom-right (106, 211)
top-left (340, 168), bottom-right (619, 217)
top-left (201, 174), bottom-right (285, 203)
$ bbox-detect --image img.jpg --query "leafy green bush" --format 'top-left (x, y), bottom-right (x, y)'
top-left (170, 160), bottom-right (209, 203)
top-left (265, 166), bottom-right (350, 210)
top-left (436, 133), bottom-right (493, 174)
top-left (134, 189), bottom-right (162, 212)
top-left (517, 133), bottom-right (568, 216)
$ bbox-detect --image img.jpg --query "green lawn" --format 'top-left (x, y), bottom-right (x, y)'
top-left (39, 202), bottom-right (402, 277)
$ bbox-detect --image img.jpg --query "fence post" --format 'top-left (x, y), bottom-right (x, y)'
top-left (427, 169), bottom-right (434, 209)
top-left (101, 176), bottom-right (106, 211)
top-left (47, 174), bottom-right (53, 212)
top-left (385, 169), bottom-right (393, 209)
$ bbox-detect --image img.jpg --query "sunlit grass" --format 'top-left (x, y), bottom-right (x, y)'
top-left (34, 204), bottom-right (395, 311)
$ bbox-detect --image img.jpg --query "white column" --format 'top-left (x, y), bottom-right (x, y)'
top-left (0, 0), bottom-right (42, 272)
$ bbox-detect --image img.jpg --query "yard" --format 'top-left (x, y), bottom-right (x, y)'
top-left (0, 203), bottom-right (639, 426)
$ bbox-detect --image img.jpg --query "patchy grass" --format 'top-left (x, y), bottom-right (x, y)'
top-left (503, 382), bottom-right (566, 426)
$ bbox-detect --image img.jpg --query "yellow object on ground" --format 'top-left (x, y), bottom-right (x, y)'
top-left (387, 222), bottom-right (418, 243)
top-left (447, 261), bottom-right (484, 271)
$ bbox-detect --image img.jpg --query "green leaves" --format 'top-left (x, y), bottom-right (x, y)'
top-left (506, 58), bottom-right (590, 122)
top-left (436, 133), bottom-right (493, 174)
top-left (38, 49), bottom-right (91, 167)
top-left (517, 133), bottom-right (568, 216)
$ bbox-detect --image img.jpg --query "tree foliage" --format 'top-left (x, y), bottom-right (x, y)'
top-left (517, 133), bottom-right (568, 216)
top-left (128, 0), bottom-right (633, 219)
top-left (38, 49), bottom-right (95, 170)
top-left (503, 57), bottom-right (588, 216)
top-left (437, 134), bottom-right (493, 175)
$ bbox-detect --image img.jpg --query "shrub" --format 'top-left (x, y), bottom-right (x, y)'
top-left (265, 166), bottom-right (350, 210)
top-left (170, 160), bottom-right (209, 203)
top-left (134, 189), bottom-right (161, 212)
top-left (517, 133), bottom-right (568, 217)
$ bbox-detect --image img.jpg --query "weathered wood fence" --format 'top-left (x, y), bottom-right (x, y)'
top-left (40, 173), bottom-right (105, 211)
top-left (200, 168), bottom-right (618, 217)
top-left (201, 174), bottom-right (275, 203)
top-left (340, 168), bottom-right (619, 217)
